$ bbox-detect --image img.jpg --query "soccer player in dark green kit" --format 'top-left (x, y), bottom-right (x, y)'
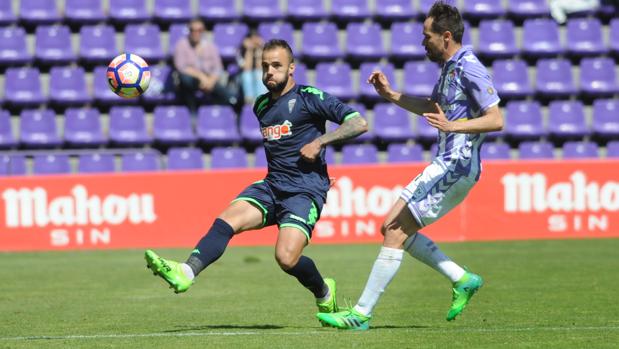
top-left (145, 39), bottom-right (368, 319)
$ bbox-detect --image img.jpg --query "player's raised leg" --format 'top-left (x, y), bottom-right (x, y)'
top-left (276, 226), bottom-right (337, 314)
top-left (145, 200), bottom-right (263, 293)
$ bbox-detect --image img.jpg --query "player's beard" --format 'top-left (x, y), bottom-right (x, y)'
top-left (426, 47), bottom-right (443, 63)
top-left (264, 75), bottom-right (289, 94)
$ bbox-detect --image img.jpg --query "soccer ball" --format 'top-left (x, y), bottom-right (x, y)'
top-left (106, 53), bottom-right (150, 98)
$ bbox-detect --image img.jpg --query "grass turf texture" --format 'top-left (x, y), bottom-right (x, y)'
top-left (1, 239), bottom-right (618, 348)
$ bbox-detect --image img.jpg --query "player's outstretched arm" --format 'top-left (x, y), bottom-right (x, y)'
top-left (368, 71), bottom-right (436, 116)
top-left (423, 103), bottom-right (504, 134)
top-left (300, 116), bottom-right (368, 162)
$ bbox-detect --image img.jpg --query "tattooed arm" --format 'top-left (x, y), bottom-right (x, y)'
top-left (300, 116), bottom-right (368, 162)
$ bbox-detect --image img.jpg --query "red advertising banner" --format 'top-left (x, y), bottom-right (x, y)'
top-left (1, 160), bottom-right (617, 251)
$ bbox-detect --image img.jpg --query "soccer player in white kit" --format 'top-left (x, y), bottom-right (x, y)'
top-left (317, 1), bottom-right (504, 330)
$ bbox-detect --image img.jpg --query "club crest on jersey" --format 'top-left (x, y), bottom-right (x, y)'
top-left (288, 98), bottom-right (296, 113)
top-left (262, 120), bottom-right (292, 141)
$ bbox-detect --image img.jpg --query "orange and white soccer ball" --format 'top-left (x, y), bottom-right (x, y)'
top-left (106, 53), bottom-right (150, 98)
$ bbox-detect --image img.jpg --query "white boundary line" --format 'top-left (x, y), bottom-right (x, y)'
top-left (1, 326), bottom-right (618, 341)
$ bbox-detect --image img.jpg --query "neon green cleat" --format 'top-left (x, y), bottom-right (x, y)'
top-left (144, 249), bottom-right (193, 294)
top-left (447, 271), bottom-right (483, 321)
top-left (316, 278), bottom-right (338, 313)
top-left (316, 308), bottom-right (371, 331)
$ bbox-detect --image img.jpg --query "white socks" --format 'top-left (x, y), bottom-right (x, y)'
top-left (404, 232), bottom-right (465, 283)
top-left (181, 263), bottom-right (195, 280)
top-left (354, 246), bottom-right (404, 317)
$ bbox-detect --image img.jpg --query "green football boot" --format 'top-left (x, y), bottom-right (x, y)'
top-left (446, 271), bottom-right (483, 321)
top-left (316, 308), bottom-right (371, 331)
top-left (144, 249), bottom-right (193, 294)
top-left (316, 278), bottom-right (338, 313)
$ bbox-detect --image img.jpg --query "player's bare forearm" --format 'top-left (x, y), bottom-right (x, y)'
top-left (318, 116), bottom-right (368, 146)
top-left (447, 105), bottom-right (504, 133)
top-left (386, 92), bottom-right (437, 116)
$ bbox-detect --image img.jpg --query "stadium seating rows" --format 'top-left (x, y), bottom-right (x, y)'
top-left (0, 0), bottom-right (618, 176)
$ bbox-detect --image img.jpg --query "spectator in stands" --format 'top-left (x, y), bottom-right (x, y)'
top-left (173, 18), bottom-right (237, 114)
top-left (238, 30), bottom-right (267, 104)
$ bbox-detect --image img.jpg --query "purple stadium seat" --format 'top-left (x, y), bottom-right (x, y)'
top-left (294, 63), bottom-right (308, 85)
top-left (375, 0), bottom-right (417, 22)
top-left (535, 58), bottom-right (576, 98)
top-left (611, 19), bottom-right (619, 56)
top-left (197, 0), bottom-right (239, 22)
top-left (419, 0), bottom-right (436, 14)
top-left (65, 0), bottom-right (106, 24)
top-left (477, 19), bottom-right (518, 59)
top-left (79, 25), bottom-right (117, 64)
top-left (0, 1), bottom-right (15, 25)
top-left (566, 18), bottom-right (606, 57)
top-left (548, 100), bottom-right (588, 141)
top-left (507, 0), bottom-right (549, 18)
top-left (33, 154), bottom-right (71, 175)
top-left (153, 105), bottom-right (196, 146)
top-left (121, 151), bottom-right (161, 172)
top-left (518, 141), bottom-right (555, 159)
top-left (331, 0), bottom-right (371, 22)
top-left (346, 22), bottom-right (385, 62)
top-left (0, 27), bottom-right (31, 65)
top-left (462, 21), bottom-right (473, 47)
top-left (124, 24), bottom-right (165, 62)
top-left (20, 109), bottom-right (60, 148)
top-left (168, 23), bottom-right (189, 55)
top-left (417, 117), bottom-right (437, 143)
top-left (562, 141), bottom-right (599, 159)
top-left (492, 59), bottom-right (533, 99)
top-left (359, 62), bottom-right (396, 100)
top-left (92, 66), bottom-right (138, 105)
top-left (19, 0), bottom-right (61, 25)
top-left (167, 147), bottom-right (204, 170)
top-left (301, 22), bottom-right (342, 61)
top-left (607, 141), bottom-right (619, 158)
top-left (463, 0), bottom-right (506, 19)
top-left (481, 142), bottom-right (511, 160)
top-left (374, 103), bottom-right (414, 142)
top-left (287, 0), bottom-right (327, 22)
top-left (109, 106), bottom-right (152, 146)
top-left (243, 0), bottom-right (283, 21)
top-left (0, 110), bottom-right (16, 148)
top-left (0, 154), bottom-right (27, 176)
top-left (504, 100), bottom-right (545, 141)
top-left (253, 146), bottom-right (267, 168)
top-left (4, 67), bottom-right (45, 107)
top-left (592, 99), bottom-right (619, 140)
top-left (109, 0), bottom-right (150, 23)
top-left (580, 57), bottom-right (618, 97)
top-left (387, 143), bottom-right (424, 163)
top-left (403, 61), bottom-right (439, 97)
top-left (153, 0), bottom-right (193, 23)
top-left (35, 25), bottom-right (75, 64)
top-left (341, 144), bottom-right (378, 165)
top-left (142, 64), bottom-right (176, 104)
top-left (78, 153), bottom-right (116, 173)
top-left (314, 62), bottom-right (356, 100)
top-left (390, 22), bottom-right (426, 61)
top-left (210, 147), bottom-right (248, 169)
top-left (196, 105), bottom-right (241, 144)
top-left (49, 66), bottom-right (91, 106)
top-left (240, 105), bottom-right (263, 143)
top-left (522, 18), bottom-right (563, 57)
top-left (258, 22), bottom-right (295, 51)
top-left (64, 108), bottom-right (106, 147)
top-left (213, 22), bottom-right (249, 61)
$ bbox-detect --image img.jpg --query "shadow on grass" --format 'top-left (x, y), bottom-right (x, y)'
top-left (163, 324), bottom-right (284, 332)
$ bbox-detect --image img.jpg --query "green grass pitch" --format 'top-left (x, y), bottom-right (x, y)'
top-left (1, 239), bottom-right (618, 348)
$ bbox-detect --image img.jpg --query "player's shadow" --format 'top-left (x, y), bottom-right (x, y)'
top-left (163, 324), bottom-right (284, 332)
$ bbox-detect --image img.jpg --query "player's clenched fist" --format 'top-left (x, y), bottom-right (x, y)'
top-left (300, 139), bottom-right (323, 162)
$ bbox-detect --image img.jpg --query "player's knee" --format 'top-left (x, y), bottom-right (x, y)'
top-left (274, 250), bottom-right (299, 270)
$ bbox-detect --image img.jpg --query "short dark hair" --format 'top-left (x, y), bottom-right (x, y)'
top-left (427, 1), bottom-right (464, 44)
top-left (262, 39), bottom-right (295, 63)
